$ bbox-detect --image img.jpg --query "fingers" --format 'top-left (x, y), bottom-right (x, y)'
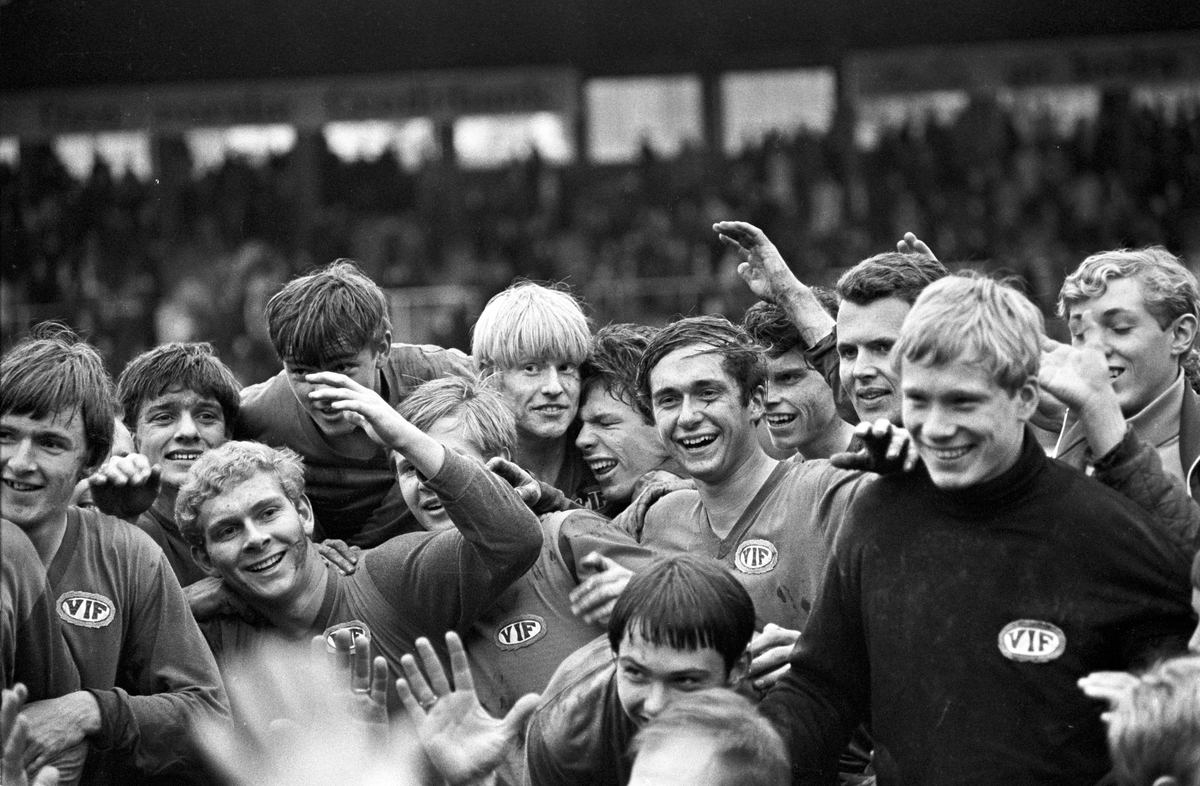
top-left (748, 623), bottom-right (800, 656)
top-left (88, 453), bottom-right (155, 487)
top-left (503, 692), bottom-right (542, 736)
top-left (445, 631), bottom-right (475, 695)
top-left (1, 684), bottom-right (27, 746)
top-left (416, 637), bottom-right (452, 697)
top-left (395, 676), bottom-right (424, 720)
top-left (577, 551), bottom-right (611, 576)
top-left (370, 656), bottom-right (390, 706)
top-left (751, 664), bottom-right (791, 692)
top-left (350, 634), bottom-right (372, 694)
top-left (304, 371), bottom-right (366, 391)
top-left (399, 653), bottom-right (438, 712)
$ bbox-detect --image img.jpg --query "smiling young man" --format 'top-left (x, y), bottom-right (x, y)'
top-left (236, 260), bottom-right (471, 547)
top-left (1054, 247), bottom-right (1200, 497)
top-left (741, 300), bottom-right (853, 459)
top-left (472, 281), bottom-right (598, 505)
top-left (576, 324), bottom-right (682, 516)
top-left (178, 379), bottom-right (543, 695)
top-left (106, 342), bottom-right (243, 587)
top-left (0, 325), bottom-right (229, 785)
top-left (762, 275), bottom-right (1196, 786)
top-left (523, 554), bottom-right (756, 786)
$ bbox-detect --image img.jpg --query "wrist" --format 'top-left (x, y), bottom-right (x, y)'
top-left (73, 690), bottom-right (103, 736)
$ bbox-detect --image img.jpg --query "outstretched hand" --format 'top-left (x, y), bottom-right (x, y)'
top-left (486, 456), bottom-right (542, 508)
top-left (714, 221), bottom-right (805, 305)
top-left (87, 454), bottom-right (161, 520)
top-left (314, 631), bottom-right (390, 736)
top-left (397, 632), bottom-right (539, 786)
top-left (830, 419), bottom-right (919, 474)
top-left (1038, 312), bottom-right (1126, 457)
top-left (305, 372), bottom-right (404, 448)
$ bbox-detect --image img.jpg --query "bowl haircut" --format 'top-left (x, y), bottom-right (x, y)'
top-left (395, 375), bottom-right (517, 462)
top-left (894, 274), bottom-right (1044, 394)
top-left (608, 553), bottom-right (755, 673)
top-left (1, 322), bottom-right (115, 469)
top-left (580, 323), bottom-right (659, 421)
top-left (265, 260), bottom-right (391, 368)
top-left (470, 280), bottom-right (591, 373)
top-left (836, 251), bottom-right (948, 307)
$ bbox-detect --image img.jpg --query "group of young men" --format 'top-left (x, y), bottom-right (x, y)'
top-left (3, 218), bottom-right (1200, 786)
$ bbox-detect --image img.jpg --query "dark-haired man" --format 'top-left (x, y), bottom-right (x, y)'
top-left (1, 325), bottom-right (229, 785)
top-left (236, 260), bottom-right (471, 547)
top-left (523, 554), bottom-right (756, 786)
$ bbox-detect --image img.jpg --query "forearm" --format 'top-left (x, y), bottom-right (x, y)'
top-left (91, 685), bottom-right (227, 770)
top-left (776, 286), bottom-right (835, 349)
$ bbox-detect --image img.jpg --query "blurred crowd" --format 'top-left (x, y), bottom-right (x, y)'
top-left (2, 89), bottom-right (1198, 384)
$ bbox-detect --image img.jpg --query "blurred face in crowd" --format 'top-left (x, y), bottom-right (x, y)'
top-left (194, 471), bottom-right (316, 606)
top-left (648, 345), bottom-right (762, 485)
top-left (762, 349), bottom-right (840, 454)
top-left (615, 628), bottom-right (737, 727)
top-left (629, 734), bottom-right (737, 786)
top-left (135, 387), bottom-right (229, 489)
top-left (492, 357), bottom-right (581, 442)
top-left (398, 416), bottom-right (495, 532)
top-left (576, 382), bottom-right (672, 506)
top-left (837, 297), bottom-right (911, 425)
top-left (284, 337), bottom-right (389, 438)
top-left (1, 408), bottom-right (91, 533)
top-left (902, 358), bottom-right (1037, 490)
top-left (1066, 277), bottom-right (1193, 417)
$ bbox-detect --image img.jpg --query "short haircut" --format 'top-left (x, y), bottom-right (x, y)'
top-left (118, 342), bottom-right (242, 432)
top-left (265, 260), bottom-right (391, 367)
top-left (176, 441), bottom-right (306, 551)
top-left (895, 274), bottom-right (1044, 394)
top-left (580, 323), bottom-right (658, 415)
top-left (396, 375), bottom-right (516, 461)
top-left (1058, 247), bottom-right (1200, 378)
top-left (836, 251), bottom-right (948, 307)
top-left (470, 281), bottom-right (591, 372)
top-left (1, 322), bottom-right (115, 468)
top-left (741, 302), bottom-right (804, 358)
top-left (1108, 655), bottom-right (1200, 786)
top-left (608, 553), bottom-right (755, 673)
top-left (634, 316), bottom-right (766, 419)
top-left (630, 689), bottom-right (790, 786)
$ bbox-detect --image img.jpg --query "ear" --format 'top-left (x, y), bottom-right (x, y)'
top-left (746, 384), bottom-right (766, 423)
top-left (499, 446), bottom-right (512, 463)
top-left (1014, 376), bottom-right (1040, 422)
top-left (373, 331), bottom-right (393, 367)
top-left (1168, 313), bottom-right (1197, 361)
top-left (296, 493), bottom-right (316, 539)
top-left (191, 545), bottom-right (221, 578)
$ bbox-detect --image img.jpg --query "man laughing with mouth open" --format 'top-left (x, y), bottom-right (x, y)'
top-left (1054, 246), bottom-right (1200, 498)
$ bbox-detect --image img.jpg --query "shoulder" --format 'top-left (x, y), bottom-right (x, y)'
top-left (236, 373), bottom-right (293, 435)
top-left (530, 637), bottom-right (619, 751)
top-left (385, 343), bottom-right (471, 375)
top-left (76, 507), bottom-right (167, 558)
top-left (2, 519), bottom-right (42, 571)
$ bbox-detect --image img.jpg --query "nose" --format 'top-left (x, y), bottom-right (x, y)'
top-left (2, 437), bottom-right (36, 474)
top-left (678, 396), bottom-right (703, 428)
top-left (542, 368), bottom-right (564, 396)
top-left (176, 411), bottom-right (200, 440)
top-left (242, 520), bottom-right (271, 551)
top-left (765, 382), bottom-right (782, 405)
top-left (576, 422), bottom-right (597, 450)
top-left (853, 352), bottom-right (877, 381)
top-left (642, 682), bottom-right (669, 720)
top-left (919, 405), bottom-right (955, 441)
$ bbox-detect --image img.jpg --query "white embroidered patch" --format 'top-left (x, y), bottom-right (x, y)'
top-left (57, 591), bottom-right (116, 628)
top-left (495, 615), bottom-right (547, 651)
top-left (734, 539), bottom-right (779, 575)
top-left (324, 620), bottom-right (372, 652)
top-left (998, 619), bottom-right (1066, 663)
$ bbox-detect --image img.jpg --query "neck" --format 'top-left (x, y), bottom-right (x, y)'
top-left (246, 545), bottom-right (330, 636)
top-left (23, 510), bottom-right (70, 567)
top-left (514, 432), bottom-right (566, 486)
top-left (152, 485), bottom-right (179, 524)
top-left (695, 448), bottom-right (779, 539)
top-left (797, 418), bottom-right (857, 461)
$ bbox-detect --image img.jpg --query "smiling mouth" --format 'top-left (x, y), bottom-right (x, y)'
top-left (165, 450), bottom-right (203, 461)
top-left (1108, 367), bottom-right (1125, 380)
top-left (246, 552), bottom-right (285, 573)
top-left (678, 434), bottom-right (717, 451)
top-left (420, 498), bottom-right (444, 513)
top-left (766, 413), bottom-right (797, 427)
top-left (587, 458), bottom-right (618, 477)
top-left (856, 389), bottom-right (890, 403)
top-left (2, 478), bottom-right (41, 492)
top-left (927, 445), bottom-right (972, 461)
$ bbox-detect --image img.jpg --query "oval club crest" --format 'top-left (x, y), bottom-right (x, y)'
top-left (734, 539), bottom-right (778, 575)
top-left (997, 619), bottom-right (1067, 663)
top-left (57, 591), bottom-right (116, 629)
top-left (495, 615), bottom-right (547, 651)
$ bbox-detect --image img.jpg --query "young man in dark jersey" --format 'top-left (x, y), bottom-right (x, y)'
top-left (236, 260), bottom-right (472, 547)
top-left (762, 275), bottom-right (1196, 785)
top-left (0, 325), bottom-right (230, 785)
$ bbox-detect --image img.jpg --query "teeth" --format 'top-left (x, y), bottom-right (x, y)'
top-left (766, 414), bottom-right (796, 426)
top-left (858, 390), bottom-right (886, 400)
top-left (167, 452), bottom-right (202, 460)
top-left (246, 552), bottom-right (285, 573)
top-left (680, 435), bottom-right (717, 449)
top-left (421, 500), bottom-right (443, 511)
top-left (1109, 368), bottom-right (1124, 380)
top-left (929, 446), bottom-right (971, 460)
top-left (588, 459), bottom-right (618, 475)
top-left (3, 479), bottom-right (39, 492)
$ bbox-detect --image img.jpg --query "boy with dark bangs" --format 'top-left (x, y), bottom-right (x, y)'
top-left (522, 554), bottom-right (756, 786)
top-left (0, 324), bottom-right (229, 785)
top-left (236, 260), bottom-right (471, 547)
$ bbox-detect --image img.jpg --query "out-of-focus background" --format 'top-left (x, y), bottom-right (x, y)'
top-left (2, 0), bottom-right (1198, 383)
